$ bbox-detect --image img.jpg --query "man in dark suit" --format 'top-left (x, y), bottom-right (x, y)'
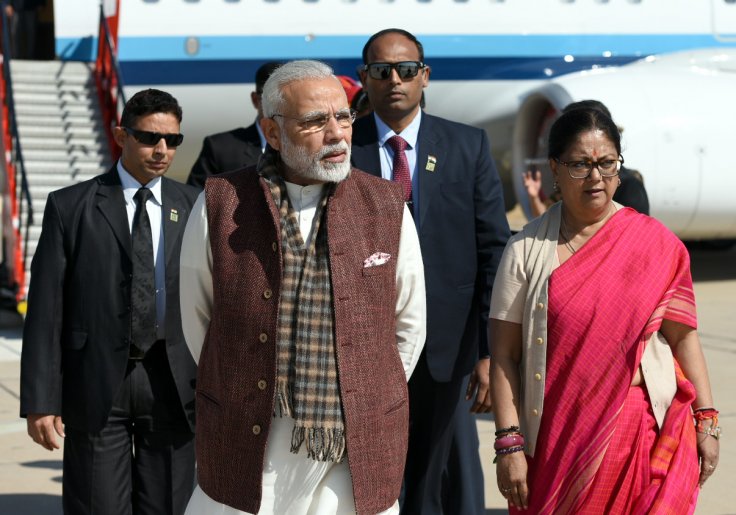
top-left (351, 29), bottom-right (511, 515)
top-left (186, 61), bottom-right (282, 188)
top-left (21, 89), bottom-right (199, 515)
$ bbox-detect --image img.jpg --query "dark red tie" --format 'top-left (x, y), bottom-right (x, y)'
top-left (387, 135), bottom-right (412, 203)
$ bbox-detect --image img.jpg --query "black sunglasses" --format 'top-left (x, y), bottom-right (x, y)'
top-left (124, 127), bottom-right (184, 147)
top-left (362, 61), bottom-right (425, 80)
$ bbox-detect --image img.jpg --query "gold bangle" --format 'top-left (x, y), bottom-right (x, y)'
top-left (696, 426), bottom-right (721, 440)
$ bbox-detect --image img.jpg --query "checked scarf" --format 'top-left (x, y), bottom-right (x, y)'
top-left (264, 171), bottom-right (346, 463)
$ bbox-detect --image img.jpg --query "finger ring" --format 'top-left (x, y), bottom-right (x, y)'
top-left (501, 487), bottom-right (512, 493)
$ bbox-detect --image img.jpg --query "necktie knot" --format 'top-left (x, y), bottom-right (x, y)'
top-left (387, 135), bottom-right (408, 153)
top-left (135, 187), bottom-right (153, 205)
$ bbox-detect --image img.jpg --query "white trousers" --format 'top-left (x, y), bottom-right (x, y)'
top-left (185, 417), bottom-right (399, 515)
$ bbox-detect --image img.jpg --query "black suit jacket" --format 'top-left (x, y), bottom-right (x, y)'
top-left (187, 124), bottom-right (262, 189)
top-left (614, 166), bottom-right (649, 215)
top-left (351, 114), bottom-right (510, 382)
top-left (20, 169), bottom-right (199, 433)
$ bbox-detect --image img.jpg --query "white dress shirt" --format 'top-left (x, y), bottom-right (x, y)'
top-left (256, 120), bottom-right (267, 152)
top-left (117, 161), bottom-right (166, 340)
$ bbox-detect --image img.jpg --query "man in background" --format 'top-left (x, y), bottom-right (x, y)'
top-left (351, 28), bottom-right (510, 515)
top-left (187, 61), bottom-right (282, 188)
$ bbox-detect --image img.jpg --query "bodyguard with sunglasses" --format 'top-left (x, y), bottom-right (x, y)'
top-left (21, 89), bottom-right (199, 514)
top-left (352, 29), bottom-right (511, 515)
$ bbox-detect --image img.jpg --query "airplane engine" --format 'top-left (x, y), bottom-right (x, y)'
top-left (511, 49), bottom-right (736, 239)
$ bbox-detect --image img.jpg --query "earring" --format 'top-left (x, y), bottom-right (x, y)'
top-left (553, 181), bottom-right (559, 192)
top-left (618, 178), bottom-right (622, 186)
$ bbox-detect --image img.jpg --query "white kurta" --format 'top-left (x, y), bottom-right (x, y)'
top-left (180, 181), bottom-right (427, 515)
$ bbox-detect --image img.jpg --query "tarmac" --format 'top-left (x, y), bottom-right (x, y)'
top-left (0, 243), bottom-right (734, 514)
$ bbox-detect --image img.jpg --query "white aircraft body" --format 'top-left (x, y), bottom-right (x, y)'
top-left (53, 0), bottom-right (736, 238)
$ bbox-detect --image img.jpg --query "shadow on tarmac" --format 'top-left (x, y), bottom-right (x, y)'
top-left (0, 494), bottom-right (61, 515)
top-left (21, 460), bottom-right (63, 484)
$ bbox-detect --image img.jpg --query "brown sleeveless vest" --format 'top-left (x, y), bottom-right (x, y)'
top-left (197, 168), bottom-right (408, 515)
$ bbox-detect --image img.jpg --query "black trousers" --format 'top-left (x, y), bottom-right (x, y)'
top-left (63, 342), bottom-right (195, 515)
top-left (401, 352), bottom-right (485, 515)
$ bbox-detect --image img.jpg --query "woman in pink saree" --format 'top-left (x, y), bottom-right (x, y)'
top-left (489, 106), bottom-right (720, 514)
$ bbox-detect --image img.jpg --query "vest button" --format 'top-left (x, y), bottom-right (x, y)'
top-left (532, 409), bottom-right (539, 416)
top-left (259, 333), bottom-right (268, 343)
top-left (536, 337), bottom-right (544, 345)
top-left (252, 424), bottom-right (262, 435)
top-left (263, 289), bottom-right (273, 299)
top-left (537, 302), bottom-right (545, 310)
top-left (534, 373), bottom-right (542, 381)
top-left (257, 379), bottom-right (267, 390)
top-left (271, 242), bottom-right (278, 252)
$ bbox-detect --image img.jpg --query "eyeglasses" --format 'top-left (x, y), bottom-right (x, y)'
top-left (272, 108), bottom-right (357, 133)
top-left (362, 61), bottom-right (426, 80)
top-left (555, 156), bottom-right (623, 179)
top-left (124, 127), bottom-right (184, 147)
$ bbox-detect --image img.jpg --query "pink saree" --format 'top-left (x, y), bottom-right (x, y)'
top-left (516, 208), bottom-right (700, 514)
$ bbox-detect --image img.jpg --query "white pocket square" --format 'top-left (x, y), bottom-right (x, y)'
top-left (363, 252), bottom-right (391, 268)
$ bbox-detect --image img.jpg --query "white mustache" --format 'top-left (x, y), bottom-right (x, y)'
top-left (317, 141), bottom-right (350, 159)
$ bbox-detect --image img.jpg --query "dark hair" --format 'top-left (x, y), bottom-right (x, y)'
top-left (120, 88), bottom-right (182, 128)
top-left (362, 28), bottom-right (424, 64)
top-left (548, 107), bottom-right (621, 160)
top-left (562, 99), bottom-right (612, 119)
top-left (255, 62), bottom-right (283, 94)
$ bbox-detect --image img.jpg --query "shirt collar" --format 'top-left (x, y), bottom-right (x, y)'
top-left (374, 110), bottom-right (422, 149)
top-left (117, 160), bottom-right (163, 205)
top-left (255, 119), bottom-right (267, 152)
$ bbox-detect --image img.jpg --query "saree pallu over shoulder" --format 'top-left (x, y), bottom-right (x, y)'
top-left (522, 207), bottom-right (699, 514)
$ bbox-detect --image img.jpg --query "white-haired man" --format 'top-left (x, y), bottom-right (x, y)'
top-left (180, 60), bottom-right (426, 515)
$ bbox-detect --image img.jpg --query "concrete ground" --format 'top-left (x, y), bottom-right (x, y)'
top-left (0, 244), bottom-right (734, 514)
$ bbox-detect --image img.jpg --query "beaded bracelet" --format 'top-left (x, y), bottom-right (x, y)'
top-left (494, 434), bottom-right (525, 450)
top-left (495, 425), bottom-right (520, 437)
top-left (493, 444), bottom-right (524, 463)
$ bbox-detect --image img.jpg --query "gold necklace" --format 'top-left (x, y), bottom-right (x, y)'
top-left (560, 216), bottom-right (577, 254)
top-left (560, 203), bottom-right (617, 255)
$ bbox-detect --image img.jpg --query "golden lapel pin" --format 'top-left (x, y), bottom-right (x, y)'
top-left (426, 155), bottom-right (437, 172)
top-left (170, 209), bottom-right (178, 222)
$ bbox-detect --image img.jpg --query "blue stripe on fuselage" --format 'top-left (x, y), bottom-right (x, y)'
top-left (57, 33), bottom-right (735, 83)
top-left (119, 56), bottom-right (641, 85)
top-left (115, 34), bottom-right (727, 60)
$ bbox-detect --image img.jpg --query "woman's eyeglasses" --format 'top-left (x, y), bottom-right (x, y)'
top-left (124, 127), bottom-right (184, 147)
top-left (362, 61), bottom-right (426, 80)
top-left (555, 157), bottom-right (623, 179)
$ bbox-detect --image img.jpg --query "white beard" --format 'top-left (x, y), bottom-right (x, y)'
top-left (279, 133), bottom-right (352, 184)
